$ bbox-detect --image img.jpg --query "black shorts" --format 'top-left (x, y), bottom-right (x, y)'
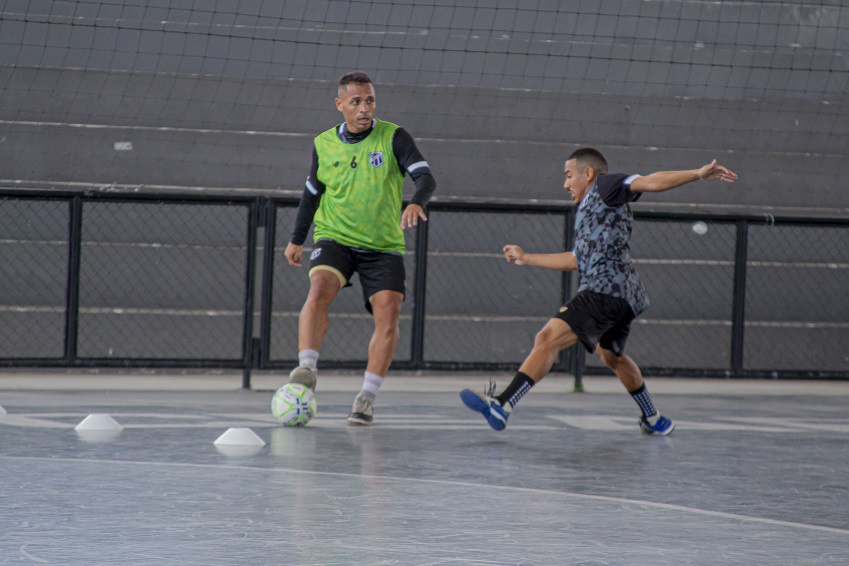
top-left (308, 239), bottom-right (406, 313)
top-left (555, 290), bottom-right (637, 356)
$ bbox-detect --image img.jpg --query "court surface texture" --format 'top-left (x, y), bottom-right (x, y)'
top-left (2, 372), bottom-right (848, 565)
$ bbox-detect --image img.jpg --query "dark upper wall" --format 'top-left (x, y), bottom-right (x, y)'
top-left (1, 1), bottom-right (847, 209)
top-left (3, 0), bottom-right (846, 100)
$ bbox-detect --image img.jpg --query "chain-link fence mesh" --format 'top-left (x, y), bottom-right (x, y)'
top-left (744, 224), bottom-right (849, 372)
top-left (0, 197), bottom-right (69, 358)
top-left (77, 200), bottom-right (250, 360)
top-left (422, 209), bottom-right (565, 365)
top-left (588, 219), bottom-right (738, 371)
top-left (1, 192), bottom-right (847, 377)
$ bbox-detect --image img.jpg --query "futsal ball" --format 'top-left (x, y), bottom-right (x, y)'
top-left (271, 383), bottom-right (317, 427)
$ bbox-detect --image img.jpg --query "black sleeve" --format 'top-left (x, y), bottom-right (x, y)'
top-left (392, 128), bottom-right (436, 207)
top-left (597, 173), bottom-right (642, 206)
top-left (290, 147), bottom-right (325, 246)
top-left (408, 169), bottom-right (436, 207)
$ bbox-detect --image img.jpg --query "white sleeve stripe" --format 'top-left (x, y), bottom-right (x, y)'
top-left (624, 174), bottom-right (641, 186)
top-left (407, 160), bottom-right (429, 173)
top-left (305, 178), bottom-right (318, 195)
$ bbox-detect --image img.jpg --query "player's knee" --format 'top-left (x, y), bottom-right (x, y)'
top-left (534, 327), bottom-right (562, 351)
top-left (372, 316), bottom-right (400, 341)
top-left (370, 293), bottom-right (402, 325)
top-left (597, 347), bottom-right (621, 369)
top-left (307, 278), bottom-right (338, 305)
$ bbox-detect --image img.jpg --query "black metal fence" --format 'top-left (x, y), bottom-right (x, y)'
top-left (2, 186), bottom-right (847, 385)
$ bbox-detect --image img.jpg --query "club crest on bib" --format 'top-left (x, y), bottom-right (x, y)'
top-left (369, 152), bottom-right (384, 168)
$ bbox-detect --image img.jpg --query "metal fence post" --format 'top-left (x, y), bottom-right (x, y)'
top-left (63, 195), bottom-right (83, 363)
top-left (410, 216), bottom-right (429, 368)
top-left (241, 199), bottom-right (261, 389)
top-left (730, 220), bottom-right (749, 376)
top-left (257, 197), bottom-right (277, 370)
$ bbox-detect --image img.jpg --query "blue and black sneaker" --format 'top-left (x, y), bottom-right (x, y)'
top-left (460, 382), bottom-right (510, 431)
top-left (639, 414), bottom-right (675, 435)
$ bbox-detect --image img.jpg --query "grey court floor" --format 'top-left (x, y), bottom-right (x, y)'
top-left (1, 371), bottom-right (848, 566)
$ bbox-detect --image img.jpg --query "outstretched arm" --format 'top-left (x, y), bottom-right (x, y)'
top-left (503, 245), bottom-right (577, 271)
top-left (629, 160), bottom-right (737, 193)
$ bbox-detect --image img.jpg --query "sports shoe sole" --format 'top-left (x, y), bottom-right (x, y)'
top-left (347, 413), bottom-right (373, 426)
top-left (460, 389), bottom-right (507, 431)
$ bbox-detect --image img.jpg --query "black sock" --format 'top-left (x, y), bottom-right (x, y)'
top-left (629, 383), bottom-right (658, 418)
top-left (496, 371), bottom-right (535, 410)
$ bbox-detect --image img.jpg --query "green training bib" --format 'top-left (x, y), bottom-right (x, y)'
top-left (313, 120), bottom-right (406, 253)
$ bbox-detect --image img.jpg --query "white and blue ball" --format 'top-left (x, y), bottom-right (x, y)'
top-left (271, 383), bottom-right (317, 427)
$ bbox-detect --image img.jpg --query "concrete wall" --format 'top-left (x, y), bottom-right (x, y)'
top-left (1, 1), bottom-right (847, 209)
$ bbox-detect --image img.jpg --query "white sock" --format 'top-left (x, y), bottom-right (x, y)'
top-left (359, 371), bottom-right (384, 401)
top-left (298, 349), bottom-right (319, 369)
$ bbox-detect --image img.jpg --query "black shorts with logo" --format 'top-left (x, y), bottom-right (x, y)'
top-left (555, 290), bottom-right (637, 356)
top-left (308, 239), bottom-right (406, 313)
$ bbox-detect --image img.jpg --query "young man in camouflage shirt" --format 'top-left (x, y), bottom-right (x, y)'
top-left (461, 147), bottom-right (737, 435)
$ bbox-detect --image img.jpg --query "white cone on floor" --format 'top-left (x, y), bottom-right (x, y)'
top-left (0, 404), bottom-right (6, 415)
top-left (214, 427), bottom-right (265, 446)
top-left (214, 427), bottom-right (265, 456)
top-left (75, 413), bottom-right (123, 442)
top-left (75, 413), bottom-right (123, 431)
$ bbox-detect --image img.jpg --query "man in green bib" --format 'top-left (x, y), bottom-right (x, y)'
top-left (284, 72), bottom-right (436, 425)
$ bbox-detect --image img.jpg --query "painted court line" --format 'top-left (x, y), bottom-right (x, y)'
top-left (2, 411), bottom-right (847, 432)
top-left (5, 455), bottom-right (849, 538)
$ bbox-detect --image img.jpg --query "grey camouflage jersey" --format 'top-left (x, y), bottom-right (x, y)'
top-left (572, 173), bottom-right (649, 315)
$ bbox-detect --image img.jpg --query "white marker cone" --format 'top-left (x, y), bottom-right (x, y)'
top-left (0, 404), bottom-right (6, 415)
top-left (75, 413), bottom-right (123, 431)
top-left (214, 427), bottom-right (266, 446)
top-left (75, 413), bottom-right (123, 443)
top-left (214, 428), bottom-right (266, 456)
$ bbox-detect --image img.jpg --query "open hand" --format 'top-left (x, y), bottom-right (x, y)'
top-left (401, 204), bottom-right (427, 229)
top-left (698, 160), bottom-right (738, 182)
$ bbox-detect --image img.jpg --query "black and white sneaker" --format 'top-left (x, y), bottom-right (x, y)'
top-left (347, 394), bottom-right (374, 426)
top-left (288, 366), bottom-right (317, 391)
